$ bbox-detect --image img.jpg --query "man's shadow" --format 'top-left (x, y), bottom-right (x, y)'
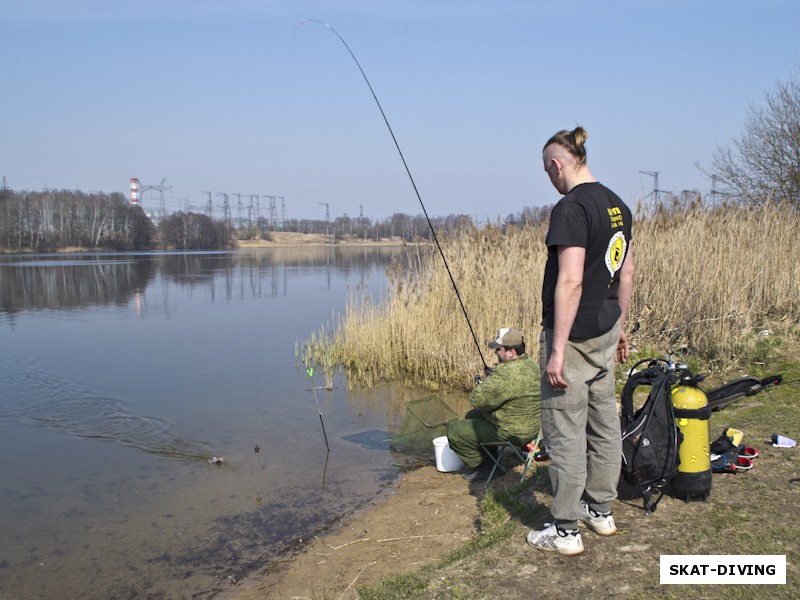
top-left (462, 451), bottom-right (552, 532)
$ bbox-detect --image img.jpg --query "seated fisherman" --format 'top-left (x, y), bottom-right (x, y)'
top-left (447, 328), bottom-right (541, 481)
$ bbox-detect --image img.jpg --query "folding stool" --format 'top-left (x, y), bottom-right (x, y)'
top-left (479, 434), bottom-right (542, 489)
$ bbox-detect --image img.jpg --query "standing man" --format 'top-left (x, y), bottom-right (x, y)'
top-left (526, 127), bottom-right (634, 556)
top-left (447, 328), bottom-right (540, 481)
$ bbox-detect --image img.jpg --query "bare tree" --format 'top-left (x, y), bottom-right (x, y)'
top-left (706, 65), bottom-right (800, 205)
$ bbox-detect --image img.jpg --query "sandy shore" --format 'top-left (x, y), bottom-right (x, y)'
top-left (236, 232), bottom-right (409, 248)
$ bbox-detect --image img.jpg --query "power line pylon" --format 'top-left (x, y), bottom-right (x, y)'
top-left (264, 195), bottom-right (278, 229)
top-left (233, 193), bottom-right (243, 227)
top-left (202, 191), bottom-right (213, 217)
top-left (318, 202), bottom-right (331, 243)
top-left (140, 178), bottom-right (172, 218)
top-left (216, 192), bottom-right (231, 222)
top-left (247, 195), bottom-right (257, 228)
top-left (359, 204), bottom-right (367, 241)
top-left (639, 171), bottom-right (665, 205)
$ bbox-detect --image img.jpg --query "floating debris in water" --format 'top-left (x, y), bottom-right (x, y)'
top-left (209, 456), bottom-right (225, 465)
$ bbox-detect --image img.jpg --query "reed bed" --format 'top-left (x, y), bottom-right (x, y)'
top-left (306, 202), bottom-right (800, 390)
top-left (631, 200), bottom-right (800, 367)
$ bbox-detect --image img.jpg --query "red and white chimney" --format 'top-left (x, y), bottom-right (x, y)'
top-left (130, 178), bottom-right (140, 205)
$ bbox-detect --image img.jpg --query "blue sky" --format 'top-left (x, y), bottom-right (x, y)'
top-left (2, 1), bottom-right (799, 223)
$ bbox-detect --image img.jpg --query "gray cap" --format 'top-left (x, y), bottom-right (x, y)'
top-left (487, 328), bottom-right (523, 349)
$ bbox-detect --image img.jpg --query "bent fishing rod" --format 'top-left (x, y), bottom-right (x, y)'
top-left (298, 19), bottom-right (489, 371)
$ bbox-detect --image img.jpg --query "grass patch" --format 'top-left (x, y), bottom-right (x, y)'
top-left (357, 572), bottom-right (429, 600)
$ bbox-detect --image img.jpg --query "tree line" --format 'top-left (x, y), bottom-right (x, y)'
top-left (0, 188), bottom-right (241, 251)
top-left (281, 212), bottom-right (477, 241)
top-left (0, 189), bottom-right (155, 251)
top-left (0, 187), bottom-right (487, 252)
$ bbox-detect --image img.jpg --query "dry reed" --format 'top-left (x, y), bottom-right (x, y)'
top-left (306, 202), bottom-right (800, 389)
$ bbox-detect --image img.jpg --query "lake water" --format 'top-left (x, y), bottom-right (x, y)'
top-left (0, 248), bottom-right (465, 599)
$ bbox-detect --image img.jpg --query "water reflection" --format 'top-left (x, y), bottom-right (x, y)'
top-left (0, 246), bottom-right (403, 315)
top-left (0, 256), bottom-right (155, 315)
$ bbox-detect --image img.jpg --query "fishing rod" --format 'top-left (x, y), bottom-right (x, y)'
top-left (306, 368), bottom-right (331, 451)
top-left (298, 19), bottom-right (489, 371)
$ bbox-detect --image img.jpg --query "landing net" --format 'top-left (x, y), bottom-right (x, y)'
top-left (390, 396), bottom-right (458, 457)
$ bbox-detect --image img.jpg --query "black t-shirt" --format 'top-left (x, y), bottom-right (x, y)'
top-left (541, 182), bottom-right (633, 339)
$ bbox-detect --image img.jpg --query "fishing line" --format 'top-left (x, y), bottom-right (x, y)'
top-left (297, 19), bottom-right (488, 371)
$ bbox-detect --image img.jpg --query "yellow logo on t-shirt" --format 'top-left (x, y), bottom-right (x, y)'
top-left (605, 231), bottom-right (627, 279)
top-left (607, 206), bottom-right (624, 228)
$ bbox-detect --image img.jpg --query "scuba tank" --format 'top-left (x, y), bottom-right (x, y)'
top-left (670, 372), bottom-right (712, 502)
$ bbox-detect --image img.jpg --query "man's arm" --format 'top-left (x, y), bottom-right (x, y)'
top-left (469, 364), bottom-right (511, 413)
top-left (616, 242), bottom-right (635, 363)
top-left (546, 245), bottom-right (585, 390)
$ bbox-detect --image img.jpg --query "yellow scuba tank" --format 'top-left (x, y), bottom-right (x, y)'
top-left (670, 383), bottom-right (712, 501)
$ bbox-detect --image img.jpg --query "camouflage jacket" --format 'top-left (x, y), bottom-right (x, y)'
top-left (469, 354), bottom-right (541, 440)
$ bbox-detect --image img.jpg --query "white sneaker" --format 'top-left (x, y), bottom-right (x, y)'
top-left (526, 523), bottom-right (584, 556)
top-left (579, 502), bottom-right (617, 536)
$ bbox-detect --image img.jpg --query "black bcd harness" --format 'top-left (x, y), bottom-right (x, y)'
top-left (620, 360), bottom-right (680, 513)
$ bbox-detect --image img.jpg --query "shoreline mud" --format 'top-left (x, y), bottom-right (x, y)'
top-left (219, 464), bottom-right (485, 600)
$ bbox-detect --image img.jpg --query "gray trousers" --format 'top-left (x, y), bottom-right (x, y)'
top-left (539, 321), bottom-right (622, 526)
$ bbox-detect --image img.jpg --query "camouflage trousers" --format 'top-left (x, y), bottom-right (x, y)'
top-left (447, 408), bottom-right (535, 468)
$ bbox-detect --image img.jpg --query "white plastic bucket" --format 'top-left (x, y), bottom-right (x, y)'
top-left (433, 436), bottom-right (464, 472)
